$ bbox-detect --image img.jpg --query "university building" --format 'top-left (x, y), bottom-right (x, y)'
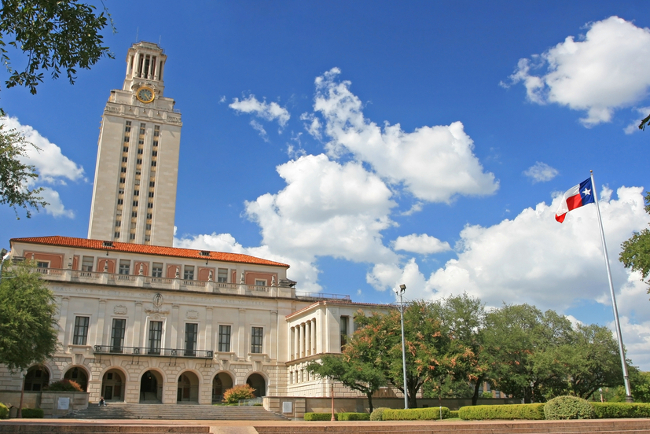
top-left (0, 42), bottom-right (389, 406)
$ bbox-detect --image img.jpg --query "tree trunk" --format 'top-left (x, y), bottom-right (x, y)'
top-left (367, 392), bottom-right (374, 413)
top-left (408, 384), bottom-right (419, 409)
top-left (471, 377), bottom-right (483, 405)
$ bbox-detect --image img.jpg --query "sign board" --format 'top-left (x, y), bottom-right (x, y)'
top-left (282, 401), bottom-right (293, 413)
top-left (57, 397), bottom-right (70, 410)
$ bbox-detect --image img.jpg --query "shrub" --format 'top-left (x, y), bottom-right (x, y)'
top-left (544, 396), bottom-right (595, 420)
top-left (383, 407), bottom-right (450, 421)
top-left (448, 410), bottom-right (459, 418)
top-left (304, 412), bottom-right (338, 421)
top-left (481, 391), bottom-right (493, 399)
top-left (370, 407), bottom-right (389, 421)
top-left (592, 402), bottom-right (650, 419)
top-left (459, 404), bottom-right (545, 420)
top-left (20, 408), bottom-right (44, 418)
top-left (338, 412), bottom-right (370, 421)
top-left (45, 379), bottom-right (83, 392)
top-left (0, 403), bottom-right (8, 419)
top-left (222, 384), bottom-right (255, 404)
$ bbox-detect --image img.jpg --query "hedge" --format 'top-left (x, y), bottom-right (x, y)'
top-left (459, 404), bottom-right (545, 420)
top-left (544, 396), bottom-right (594, 420)
top-left (0, 403), bottom-right (8, 419)
top-left (338, 412), bottom-right (370, 421)
top-left (448, 410), bottom-right (459, 418)
top-left (592, 402), bottom-right (650, 419)
top-left (370, 407), bottom-right (389, 421)
top-left (304, 412), bottom-right (338, 421)
top-left (20, 408), bottom-right (44, 418)
top-left (383, 407), bottom-right (450, 421)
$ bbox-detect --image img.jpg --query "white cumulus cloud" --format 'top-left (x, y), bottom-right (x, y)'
top-left (311, 68), bottom-right (499, 203)
top-left (392, 233), bottom-right (451, 254)
top-left (506, 16), bottom-right (650, 127)
top-left (524, 162), bottom-right (559, 183)
top-left (40, 188), bottom-right (74, 218)
top-left (229, 94), bottom-right (290, 128)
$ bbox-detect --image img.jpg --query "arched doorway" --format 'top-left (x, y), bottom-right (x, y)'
top-left (64, 366), bottom-right (88, 391)
top-left (140, 370), bottom-right (163, 403)
top-left (24, 366), bottom-right (49, 391)
top-left (246, 373), bottom-right (266, 397)
top-left (101, 369), bottom-right (124, 402)
top-left (212, 372), bottom-right (233, 403)
top-left (176, 371), bottom-right (199, 403)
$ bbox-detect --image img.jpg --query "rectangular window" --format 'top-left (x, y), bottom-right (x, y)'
top-left (115, 220), bottom-right (121, 228)
top-left (124, 136), bottom-right (129, 142)
top-left (183, 266), bottom-right (194, 280)
top-left (133, 200), bottom-right (138, 206)
top-left (119, 260), bottom-right (130, 275)
top-left (137, 148), bottom-right (143, 155)
top-left (114, 232), bottom-right (120, 238)
top-left (120, 167), bottom-right (126, 173)
top-left (124, 126), bottom-right (130, 133)
top-left (148, 191), bottom-right (154, 198)
top-left (152, 262), bottom-right (163, 277)
top-left (132, 211), bottom-right (137, 218)
top-left (120, 177), bottom-right (125, 184)
top-left (123, 146), bottom-right (128, 153)
top-left (147, 213), bottom-right (152, 219)
top-left (137, 159), bottom-right (142, 165)
top-left (73, 316), bottom-right (90, 345)
top-left (218, 325), bottom-right (231, 352)
top-left (152, 151), bottom-right (157, 157)
top-left (251, 327), bottom-right (263, 354)
top-left (126, 121), bottom-right (131, 126)
top-left (146, 224), bottom-right (152, 230)
top-left (154, 126), bottom-right (160, 136)
top-left (117, 199), bottom-right (123, 205)
top-left (153, 140), bottom-right (158, 147)
top-left (151, 160), bottom-right (157, 167)
top-left (147, 202), bottom-right (154, 209)
top-left (81, 256), bottom-right (94, 272)
top-left (149, 181), bottom-right (155, 187)
top-left (144, 235), bottom-right (150, 243)
top-left (148, 321), bottom-right (162, 354)
top-left (255, 279), bottom-right (266, 286)
top-left (340, 316), bottom-right (349, 350)
top-left (217, 268), bottom-right (228, 283)
top-left (122, 156), bottom-right (127, 163)
top-left (129, 233), bottom-right (136, 240)
top-left (138, 139), bottom-right (144, 145)
top-left (134, 190), bottom-right (139, 196)
top-left (185, 323), bottom-right (198, 356)
top-left (111, 319), bottom-right (126, 353)
top-left (119, 188), bottom-right (124, 195)
top-left (37, 261), bottom-right (49, 268)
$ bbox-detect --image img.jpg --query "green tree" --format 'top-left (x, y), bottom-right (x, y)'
top-left (639, 114), bottom-right (650, 131)
top-left (0, 0), bottom-right (113, 217)
top-left (619, 191), bottom-right (650, 287)
top-left (354, 301), bottom-right (466, 408)
top-left (0, 260), bottom-right (58, 371)
top-left (306, 353), bottom-right (386, 412)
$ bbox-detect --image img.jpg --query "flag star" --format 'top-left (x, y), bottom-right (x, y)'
top-left (582, 188), bottom-right (591, 196)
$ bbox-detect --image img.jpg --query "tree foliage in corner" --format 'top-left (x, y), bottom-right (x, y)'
top-left (0, 260), bottom-right (58, 371)
top-left (640, 114), bottom-right (650, 131)
top-left (0, 0), bottom-right (113, 217)
top-left (619, 192), bottom-right (650, 287)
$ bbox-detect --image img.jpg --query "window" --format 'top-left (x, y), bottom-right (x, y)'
top-left (340, 316), bottom-right (349, 350)
top-left (148, 321), bottom-right (162, 354)
top-left (217, 268), bottom-right (228, 283)
top-left (126, 120), bottom-right (131, 126)
top-left (119, 188), bottom-right (124, 195)
top-left (148, 191), bottom-right (154, 198)
top-left (73, 316), bottom-right (90, 345)
top-left (137, 159), bottom-right (142, 165)
top-left (120, 167), bottom-right (127, 173)
top-left (154, 125), bottom-right (160, 137)
top-left (137, 148), bottom-right (143, 155)
top-left (251, 327), bottom-right (263, 354)
top-left (124, 126), bottom-right (130, 133)
top-left (114, 232), bottom-right (120, 238)
top-left (119, 260), bottom-right (130, 275)
top-left (149, 181), bottom-right (155, 187)
top-left (120, 177), bottom-right (125, 184)
top-left (133, 200), bottom-right (138, 206)
top-left (134, 190), bottom-right (139, 196)
top-left (122, 156), bottom-right (128, 163)
top-left (138, 139), bottom-right (144, 145)
top-left (115, 220), bottom-right (121, 227)
top-left (117, 199), bottom-right (123, 205)
top-left (37, 261), bottom-right (49, 268)
top-left (153, 140), bottom-right (158, 147)
top-left (146, 224), bottom-right (152, 230)
top-left (147, 202), bottom-right (154, 209)
top-left (152, 151), bottom-right (157, 157)
top-left (185, 323), bottom-right (198, 356)
top-left (151, 160), bottom-right (156, 167)
top-left (130, 222), bottom-right (136, 229)
top-left (123, 146), bottom-right (128, 153)
top-left (81, 256), bottom-right (94, 272)
top-left (147, 213), bottom-right (152, 219)
top-left (132, 211), bottom-right (137, 218)
top-left (183, 266), bottom-right (194, 280)
top-left (111, 319), bottom-right (126, 353)
top-left (152, 262), bottom-right (163, 277)
top-left (129, 233), bottom-right (136, 240)
top-left (124, 136), bottom-right (129, 142)
top-left (255, 279), bottom-right (266, 286)
top-left (144, 235), bottom-right (150, 242)
top-left (218, 325), bottom-right (231, 352)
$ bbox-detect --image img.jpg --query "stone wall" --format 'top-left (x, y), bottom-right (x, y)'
top-left (0, 391), bottom-right (88, 418)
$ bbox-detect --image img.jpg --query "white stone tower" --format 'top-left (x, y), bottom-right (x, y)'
top-left (88, 42), bottom-right (182, 246)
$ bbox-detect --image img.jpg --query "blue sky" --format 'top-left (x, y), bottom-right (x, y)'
top-left (1, 1), bottom-right (650, 368)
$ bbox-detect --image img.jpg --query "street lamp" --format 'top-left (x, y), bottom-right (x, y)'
top-left (0, 248), bottom-right (10, 283)
top-left (395, 283), bottom-right (408, 409)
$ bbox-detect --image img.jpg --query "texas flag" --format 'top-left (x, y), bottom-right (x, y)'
top-left (555, 178), bottom-right (595, 223)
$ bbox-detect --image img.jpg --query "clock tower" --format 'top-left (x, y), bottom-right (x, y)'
top-left (88, 42), bottom-right (182, 246)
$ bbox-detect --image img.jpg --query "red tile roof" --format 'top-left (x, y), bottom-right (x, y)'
top-left (11, 236), bottom-right (289, 268)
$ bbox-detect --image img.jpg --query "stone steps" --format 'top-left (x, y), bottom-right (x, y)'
top-left (64, 403), bottom-right (287, 421)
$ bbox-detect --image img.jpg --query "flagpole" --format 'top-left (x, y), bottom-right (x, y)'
top-left (590, 170), bottom-right (633, 402)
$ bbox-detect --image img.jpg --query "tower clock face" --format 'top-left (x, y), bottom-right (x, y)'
top-left (136, 86), bottom-right (155, 103)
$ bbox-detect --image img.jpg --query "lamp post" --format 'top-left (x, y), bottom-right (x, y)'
top-left (0, 248), bottom-right (10, 283)
top-left (396, 283), bottom-right (408, 409)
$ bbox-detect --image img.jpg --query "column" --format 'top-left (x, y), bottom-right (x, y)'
top-left (290, 327), bottom-right (295, 360)
top-left (270, 311), bottom-right (277, 360)
top-left (205, 307), bottom-right (213, 353)
top-left (59, 297), bottom-right (70, 348)
top-left (311, 319), bottom-right (317, 355)
top-left (97, 299), bottom-right (107, 347)
top-left (132, 302), bottom-right (143, 349)
top-left (238, 309), bottom-right (246, 357)
top-left (296, 325), bottom-right (301, 359)
top-left (171, 304), bottom-right (179, 350)
top-left (306, 321), bottom-right (311, 356)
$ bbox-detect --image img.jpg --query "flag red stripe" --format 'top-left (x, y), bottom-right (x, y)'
top-left (565, 194), bottom-right (583, 212)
